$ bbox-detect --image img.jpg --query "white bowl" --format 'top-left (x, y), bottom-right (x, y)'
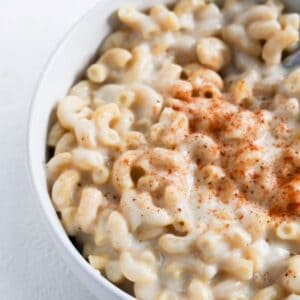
top-left (27, 0), bottom-right (300, 299)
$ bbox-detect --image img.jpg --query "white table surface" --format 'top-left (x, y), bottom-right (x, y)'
top-left (0, 0), bottom-right (103, 299)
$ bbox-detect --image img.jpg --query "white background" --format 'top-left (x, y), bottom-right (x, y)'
top-left (0, 0), bottom-right (102, 299)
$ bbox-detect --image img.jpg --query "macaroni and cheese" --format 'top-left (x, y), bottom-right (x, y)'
top-left (47, 0), bottom-right (300, 299)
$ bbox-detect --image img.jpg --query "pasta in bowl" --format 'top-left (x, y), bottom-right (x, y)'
top-left (30, 0), bottom-right (300, 299)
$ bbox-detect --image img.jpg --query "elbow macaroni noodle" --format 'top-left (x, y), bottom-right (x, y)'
top-left (47, 0), bottom-right (300, 299)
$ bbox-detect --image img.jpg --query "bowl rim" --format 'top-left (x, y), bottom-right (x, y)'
top-left (26, 1), bottom-right (135, 299)
top-left (26, 0), bottom-right (300, 299)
